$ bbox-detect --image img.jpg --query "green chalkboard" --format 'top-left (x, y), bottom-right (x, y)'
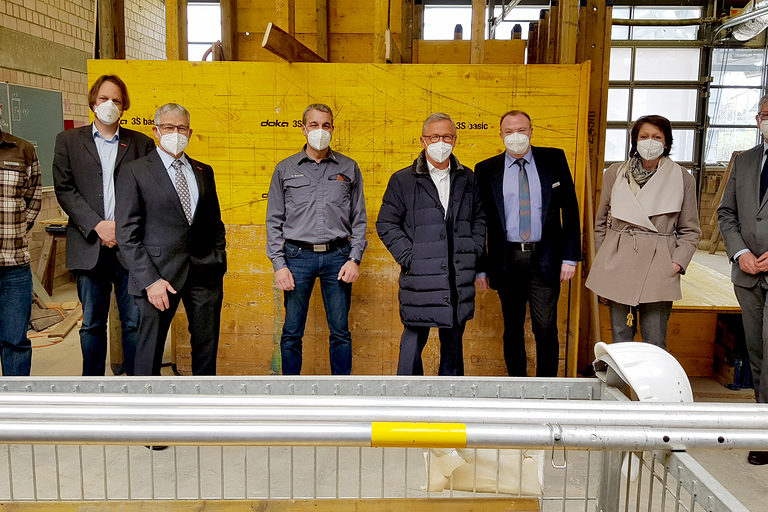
top-left (1, 82), bottom-right (64, 187)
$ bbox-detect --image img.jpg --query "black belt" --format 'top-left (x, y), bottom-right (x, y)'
top-left (286, 238), bottom-right (349, 252)
top-left (507, 241), bottom-right (537, 252)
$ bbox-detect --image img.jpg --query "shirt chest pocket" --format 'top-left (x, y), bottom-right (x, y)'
top-left (0, 161), bottom-right (27, 195)
top-left (327, 174), bottom-right (351, 205)
top-left (284, 175), bottom-right (311, 205)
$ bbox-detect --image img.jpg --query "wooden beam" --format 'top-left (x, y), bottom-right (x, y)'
top-left (558, 0), bottom-right (578, 64)
top-left (220, 0), bottom-right (238, 61)
top-left (527, 21), bottom-right (538, 63)
top-left (261, 22), bottom-right (326, 62)
top-left (538, 9), bottom-right (549, 63)
top-left (97, 0), bottom-right (125, 59)
top-left (165, 0), bottom-right (188, 60)
top-left (547, 0), bottom-right (558, 64)
top-left (575, 0), bottom-right (588, 62)
top-left (401, 0), bottom-right (414, 63)
top-left (276, 0), bottom-right (296, 36)
top-left (470, 0), bottom-right (485, 63)
top-left (316, 0), bottom-right (329, 61)
top-left (413, 2), bottom-right (424, 39)
top-left (374, 0), bottom-right (389, 63)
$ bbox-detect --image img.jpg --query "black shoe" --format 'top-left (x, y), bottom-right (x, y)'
top-left (747, 451), bottom-right (768, 465)
top-left (145, 445), bottom-right (169, 451)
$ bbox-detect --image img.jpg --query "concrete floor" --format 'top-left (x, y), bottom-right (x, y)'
top-left (15, 250), bottom-right (768, 510)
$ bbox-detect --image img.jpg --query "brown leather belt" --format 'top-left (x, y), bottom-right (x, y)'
top-left (285, 238), bottom-right (349, 252)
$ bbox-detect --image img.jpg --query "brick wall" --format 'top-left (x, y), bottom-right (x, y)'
top-left (125, 0), bottom-right (166, 60)
top-left (1, 0), bottom-right (95, 53)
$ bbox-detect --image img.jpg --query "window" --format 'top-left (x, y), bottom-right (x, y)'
top-left (187, 1), bottom-right (222, 61)
top-left (422, 3), bottom-right (547, 41)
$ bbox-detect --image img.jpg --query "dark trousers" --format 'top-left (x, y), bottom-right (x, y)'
top-left (734, 279), bottom-right (768, 403)
top-left (397, 323), bottom-right (466, 376)
top-left (608, 301), bottom-right (673, 349)
top-left (75, 248), bottom-right (138, 376)
top-left (498, 247), bottom-right (560, 377)
top-left (281, 242), bottom-right (352, 375)
top-left (133, 273), bottom-right (223, 376)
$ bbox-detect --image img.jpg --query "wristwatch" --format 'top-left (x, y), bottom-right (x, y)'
top-left (348, 257), bottom-right (361, 265)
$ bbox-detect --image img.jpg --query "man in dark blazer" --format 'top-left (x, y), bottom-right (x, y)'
top-left (53, 74), bottom-right (155, 376)
top-left (717, 94), bottom-right (768, 466)
top-left (116, 103), bottom-right (226, 376)
top-left (475, 110), bottom-right (581, 377)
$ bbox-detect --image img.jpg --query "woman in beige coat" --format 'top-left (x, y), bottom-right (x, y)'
top-left (586, 115), bottom-right (701, 348)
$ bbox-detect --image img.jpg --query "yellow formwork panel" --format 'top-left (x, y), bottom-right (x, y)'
top-left (88, 60), bottom-right (589, 376)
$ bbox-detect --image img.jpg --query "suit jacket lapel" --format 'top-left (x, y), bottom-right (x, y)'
top-left (749, 145), bottom-right (768, 214)
top-left (188, 157), bottom-right (206, 222)
top-left (114, 131), bottom-right (132, 171)
top-left (532, 147), bottom-right (553, 223)
top-left (490, 153), bottom-right (507, 232)
top-left (79, 125), bottom-right (101, 168)
top-left (147, 151), bottom-right (188, 221)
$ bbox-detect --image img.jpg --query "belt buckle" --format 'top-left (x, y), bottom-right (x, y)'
top-left (521, 242), bottom-right (532, 252)
top-left (313, 244), bottom-right (327, 252)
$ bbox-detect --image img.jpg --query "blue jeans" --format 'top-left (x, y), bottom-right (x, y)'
top-left (281, 242), bottom-right (352, 375)
top-left (75, 248), bottom-right (138, 376)
top-left (0, 264), bottom-right (33, 376)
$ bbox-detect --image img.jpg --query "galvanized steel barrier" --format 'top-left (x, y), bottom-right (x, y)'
top-left (0, 376), bottom-right (755, 511)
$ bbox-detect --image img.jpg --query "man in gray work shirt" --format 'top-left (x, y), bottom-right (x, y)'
top-left (266, 103), bottom-right (367, 375)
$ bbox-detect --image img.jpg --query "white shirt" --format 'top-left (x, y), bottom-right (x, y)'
top-left (426, 159), bottom-right (450, 218)
top-left (156, 147), bottom-right (199, 218)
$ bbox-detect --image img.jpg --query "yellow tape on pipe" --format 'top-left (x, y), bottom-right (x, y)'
top-left (371, 422), bottom-right (467, 448)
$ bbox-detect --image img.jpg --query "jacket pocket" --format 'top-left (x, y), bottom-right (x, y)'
top-left (284, 175), bottom-right (311, 205)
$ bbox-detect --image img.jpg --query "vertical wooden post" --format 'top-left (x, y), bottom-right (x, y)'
top-left (558, 0), bottom-right (578, 64)
top-left (165, 0), bottom-right (188, 60)
top-left (276, 0), bottom-right (296, 36)
top-left (374, 0), bottom-right (389, 63)
top-left (470, 0), bottom-right (485, 63)
top-left (401, 0), bottom-right (414, 63)
top-left (528, 21), bottom-right (539, 63)
top-left (547, 1), bottom-right (558, 64)
top-left (538, 9), bottom-right (549, 63)
top-left (575, 0), bottom-right (588, 63)
top-left (97, 0), bottom-right (125, 59)
top-left (220, 0), bottom-right (238, 61)
top-left (316, 0), bottom-right (329, 60)
top-left (413, 2), bottom-right (424, 40)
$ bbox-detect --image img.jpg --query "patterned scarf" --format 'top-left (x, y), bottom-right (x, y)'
top-left (628, 156), bottom-right (657, 188)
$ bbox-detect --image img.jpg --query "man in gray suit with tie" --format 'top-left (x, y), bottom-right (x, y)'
top-left (718, 93), bottom-right (768, 466)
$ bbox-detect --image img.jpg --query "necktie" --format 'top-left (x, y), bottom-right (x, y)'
top-left (761, 149), bottom-right (768, 204)
top-left (172, 159), bottom-right (193, 224)
top-left (517, 158), bottom-right (531, 241)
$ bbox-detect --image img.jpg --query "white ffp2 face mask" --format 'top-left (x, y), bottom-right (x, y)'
top-left (94, 100), bottom-right (121, 125)
top-left (160, 133), bottom-right (189, 156)
top-left (306, 129), bottom-right (332, 151)
top-left (636, 139), bottom-right (665, 161)
top-left (504, 133), bottom-right (530, 155)
top-left (426, 141), bottom-right (453, 163)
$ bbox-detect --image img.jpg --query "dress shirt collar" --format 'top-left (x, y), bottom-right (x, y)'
top-left (426, 158), bottom-right (450, 178)
top-left (296, 144), bottom-right (339, 165)
top-left (92, 123), bottom-right (119, 142)
top-left (156, 146), bottom-right (189, 170)
top-left (505, 148), bottom-right (533, 168)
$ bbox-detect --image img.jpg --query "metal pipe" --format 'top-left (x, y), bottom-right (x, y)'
top-left (612, 17), bottom-right (711, 26)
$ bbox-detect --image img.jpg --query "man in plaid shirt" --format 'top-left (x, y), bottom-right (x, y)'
top-left (0, 103), bottom-right (42, 376)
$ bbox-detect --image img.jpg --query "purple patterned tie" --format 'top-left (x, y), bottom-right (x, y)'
top-left (172, 159), bottom-right (193, 224)
top-left (517, 158), bottom-right (531, 241)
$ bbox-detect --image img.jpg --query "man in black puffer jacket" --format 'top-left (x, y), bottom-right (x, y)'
top-left (377, 113), bottom-right (486, 376)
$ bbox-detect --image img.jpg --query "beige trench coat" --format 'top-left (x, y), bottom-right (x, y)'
top-left (585, 157), bottom-right (701, 306)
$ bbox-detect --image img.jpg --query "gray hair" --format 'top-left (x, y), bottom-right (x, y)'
top-left (422, 112), bottom-right (456, 135)
top-left (154, 103), bottom-right (190, 125)
top-left (759, 95), bottom-right (768, 112)
top-left (302, 103), bottom-right (334, 125)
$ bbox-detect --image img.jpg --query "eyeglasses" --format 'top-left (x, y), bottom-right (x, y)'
top-left (157, 124), bottom-right (190, 135)
top-left (758, 112), bottom-right (768, 120)
top-left (423, 134), bottom-right (455, 143)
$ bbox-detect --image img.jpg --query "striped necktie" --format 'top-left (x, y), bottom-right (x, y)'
top-left (172, 159), bottom-right (193, 224)
top-left (516, 158), bottom-right (531, 241)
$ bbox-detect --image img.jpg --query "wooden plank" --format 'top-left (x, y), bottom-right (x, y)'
top-left (165, 0), bottom-right (188, 60)
top-left (35, 234), bottom-right (54, 285)
top-left (548, 0), bottom-right (559, 64)
top-left (0, 498), bottom-right (541, 511)
top-left (575, 0), bottom-right (587, 62)
top-left (374, 0), bottom-right (388, 63)
top-left (261, 23), bottom-right (326, 62)
top-left (32, 273), bottom-right (51, 309)
top-left (558, 0), bottom-right (578, 64)
top-left (316, 0), bottom-right (329, 61)
top-left (470, 0), bottom-right (485, 63)
top-left (275, 0), bottom-right (296, 36)
top-left (220, 0), bottom-right (238, 61)
top-left (677, 262), bottom-right (740, 312)
top-left (528, 21), bottom-right (539, 63)
top-left (401, 0), bottom-right (414, 63)
top-left (483, 40), bottom-right (526, 64)
top-left (538, 9), bottom-right (549, 64)
top-left (97, 0), bottom-right (125, 59)
top-left (47, 305), bottom-right (83, 339)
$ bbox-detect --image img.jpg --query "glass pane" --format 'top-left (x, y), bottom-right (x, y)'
top-left (670, 129), bottom-right (695, 162)
top-left (709, 88), bottom-right (762, 125)
top-left (705, 127), bottom-right (760, 164)
top-left (712, 48), bottom-right (765, 86)
top-left (609, 48), bottom-right (632, 81)
top-left (187, 3), bottom-right (221, 43)
top-left (632, 8), bottom-right (701, 40)
top-left (605, 129), bottom-right (628, 161)
top-left (634, 48), bottom-right (700, 81)
top-left (188, 43), bottom-right (214, 62)
top-left (612, 7), bottom-right (630, 40)
top-left (632, 89), bottom-right (697, 122)
top-left (607, 89), bottom-right (630, 121)
top-left (423, 6), bottom-right (472, 40)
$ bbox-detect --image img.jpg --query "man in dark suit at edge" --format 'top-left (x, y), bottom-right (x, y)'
top-left (475, 110), bottom-right (581, 377)
top-left (116, 103), bottom-right (227, 376)
top-left (53, 74), bottom-right (155, 376)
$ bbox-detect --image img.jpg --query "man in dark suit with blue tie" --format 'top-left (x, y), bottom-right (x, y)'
top-left (53, 75), bottom-right (156, 376)
top-left (475, 110), bottom-right (581, 377)
top-left (116, 103), bottom-right (227, 376)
